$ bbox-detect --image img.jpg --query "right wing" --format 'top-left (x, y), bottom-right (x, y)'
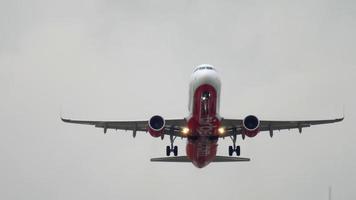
top-left (61, 117), bottom-right (187, 138)
top-left (221, 117), bottom-right (344, 137)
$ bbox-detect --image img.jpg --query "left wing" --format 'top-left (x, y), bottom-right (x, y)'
top-left (61, 117), bottom-right (187, 137)
top-left (221, 117), bottom-right (344, 137)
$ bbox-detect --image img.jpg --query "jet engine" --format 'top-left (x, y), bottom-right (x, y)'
top-left (148, 115), bottom-right (166, 137)
top-left (242, 115), bottom-right (260, 138)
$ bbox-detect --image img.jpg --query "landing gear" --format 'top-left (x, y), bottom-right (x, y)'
top-left (236, 146), bottom-right (240, 156)
top-left (166, 145), bottom-right (178, 156)
top-left (229, 128), bottom-right (241, 156)
top-left (166, 146), bottom-right (170, 156)
top-left (173, 146), bottom-right (178, 156)
top-left (229, 146), bottom-right (233, 156)
top-left (229, 145), bottom-right (240, 156)
top-left (166, 127), bottom-right (178, 156)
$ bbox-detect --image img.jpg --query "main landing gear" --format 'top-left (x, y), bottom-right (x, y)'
top-left (166, 145), bottom-right (178, 156)
top-left (229, 128), bottom-right (241, 156)
top-left (228, 145), bottom-right (240, 156)
top-left (166, 128), bottom-right (178, 156)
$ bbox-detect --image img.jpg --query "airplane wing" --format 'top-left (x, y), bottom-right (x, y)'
top-left (61, 117), bottom-right (187, 137)
top-left (61, 116), bottom-right (343, 138)
top-left (221, 117), bottom-right (344, 137)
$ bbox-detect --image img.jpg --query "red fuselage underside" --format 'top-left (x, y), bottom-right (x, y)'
top-left (187, 84), bottom-right (220, 168)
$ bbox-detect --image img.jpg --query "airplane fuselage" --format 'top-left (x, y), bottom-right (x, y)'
top-left (186, 64), bottom-right (221, 168)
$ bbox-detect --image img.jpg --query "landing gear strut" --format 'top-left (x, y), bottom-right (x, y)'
top-left (229, 128), bottom-right (241, 156)
top-left (166, 127), bottom-right (178, 156)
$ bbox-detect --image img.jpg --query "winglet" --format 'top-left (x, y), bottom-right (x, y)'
top-left (334, 105), bottom-right (346, 123)
top-left (61, 117), bottom-right (71, 123)
top-left (59, 105), bottom-right (66, 122)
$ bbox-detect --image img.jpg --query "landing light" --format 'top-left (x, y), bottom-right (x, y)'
top-left (182, 127), bottom-right (190, 135)
top-left (218, 127), bottom-right (226, 135)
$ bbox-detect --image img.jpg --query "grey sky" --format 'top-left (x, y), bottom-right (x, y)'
top-left (0, 0), bottom-right (355, 199)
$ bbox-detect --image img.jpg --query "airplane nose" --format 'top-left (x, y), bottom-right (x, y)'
top-left (193, 69), bottom-right (220, 86)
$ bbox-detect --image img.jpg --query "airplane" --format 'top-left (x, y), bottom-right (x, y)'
top-left (61, 64), bottom-right (344, 168)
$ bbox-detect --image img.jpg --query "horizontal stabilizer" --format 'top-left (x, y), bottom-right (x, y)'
top-left (150, 156), bottom-right (250, 162)
top-left (151, 156), bottom-right (191, 162)
top-left (213, 156), bottom-right (250, 162)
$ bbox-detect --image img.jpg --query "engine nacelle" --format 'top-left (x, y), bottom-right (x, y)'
top-left (242, 115), bottom-right (260, 138)
top-left (148, 115), bottom-right (165, 137)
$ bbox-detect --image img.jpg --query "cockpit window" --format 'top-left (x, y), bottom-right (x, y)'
top-left (194, 66), bottom-right (215, 72)
top-left (202, 91), bottom-right (211, 100)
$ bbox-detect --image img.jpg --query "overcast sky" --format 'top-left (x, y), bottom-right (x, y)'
top-left (0, 0), bottom-right (355, 199)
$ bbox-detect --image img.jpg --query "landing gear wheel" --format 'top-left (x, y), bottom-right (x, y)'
top-left (173, 146), bottom-right (178, 156)
top-left (235, 146), bottom-right (241, 156)
top-left (228, 146), bottom-right (234, 156)
top-left (166, 146), bottom-right (171, 156)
